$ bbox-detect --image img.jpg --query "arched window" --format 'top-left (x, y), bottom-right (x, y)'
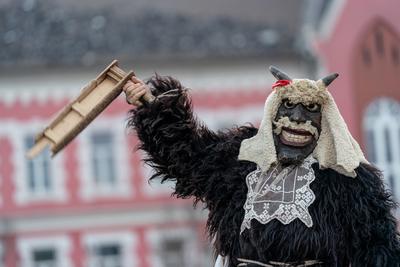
top-left (363, 98), bottom-right (400, 199)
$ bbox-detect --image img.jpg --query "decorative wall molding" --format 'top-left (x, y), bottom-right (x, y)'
top-left (0, 206), bottom-right (206, 235)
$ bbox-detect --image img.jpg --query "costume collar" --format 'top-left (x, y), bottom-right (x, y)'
top-left (241, 156), bottom-right (317, 233)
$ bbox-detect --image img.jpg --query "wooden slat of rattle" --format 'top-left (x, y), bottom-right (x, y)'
top-left (26, 60), bottom-right (136, 159)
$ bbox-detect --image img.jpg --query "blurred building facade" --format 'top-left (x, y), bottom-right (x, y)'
top-left (0, 60), bottom-right (310, 267)
top-left (0, 1), bottom-right (311, 266)
top-left (313, 0), bottom-right (400, 201)
top-left (0, 0), bottom-right (400, 266)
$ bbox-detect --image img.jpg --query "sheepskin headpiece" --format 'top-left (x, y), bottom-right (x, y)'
top-left (238, 66), bottom-right (368, 178)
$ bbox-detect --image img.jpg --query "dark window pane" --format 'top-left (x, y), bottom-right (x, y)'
top-left (392, 45), bottom-right (399, 65)
top-left (365, 129), bottom-right (376, 163)
top-left (91, 132), bottom-right (116, 186)
top-left (33, 249), bottom-right (55, 261)
top-left (375, 30), bottom-right (384, 55)
top-left (25, 136), bottom-right (36, 190)
top-left (33, 248), bottom-right (56, 267)
top-left (94, 244), bottom-right (121, 267)
top-left (362, 47), bottom-right (371, 65)
top-left (162, 239), bottom-right (185, 267)
top-left (98, 244), bottom-right (120, 256)
top-left (43, 158), bottom-right (51, 191)
top-left (389, 175), bottom-right (396, 199)
top-left (92, 132), bottom-right (113, 144)
top-left (24, 135), bottom-right (52, 193)
top-left (384, 128), bottom-right (392, 162)
top-left (28, 160), bottom-right (36, 190)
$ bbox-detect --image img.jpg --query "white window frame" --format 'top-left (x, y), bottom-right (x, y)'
top-left (17, 235), bottom-right (72, 267)
top-left (90, 131), bottom-right (118, 188)
top-left (0, 120), bottom-right (67, 205)
top-left (77, 116), bottom-right (132, 200)
top-left (146, 227), bottom-right (198, 267)
top-left (83, 231), bottom-right (137, 267)
top-left (363, 98), bottom-right (400, 199)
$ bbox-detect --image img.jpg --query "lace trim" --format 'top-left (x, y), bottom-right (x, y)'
top-left (240, 156), bottom-right (317, 233)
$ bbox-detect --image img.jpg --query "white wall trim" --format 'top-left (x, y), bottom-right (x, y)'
top-left (17, 235), bottom-right (72, 267)
top-left (1, 205), bottom-right (207, 235)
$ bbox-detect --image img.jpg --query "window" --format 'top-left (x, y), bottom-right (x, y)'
top-left (25, 136), bottom-right (52, 196)
top-left (17, 235), bottom-right (71, 267)
top-left (83, 232), bottom-right (136, 267)
top-left (147, 228), bottom-right (197, 267)
top-left (160, 239), bottom-right (185, 267)
top-left (363, 98), bottom-right (400, 199)
top-left (91, 132), bottom-right (116, 187)
top-left (9, 121), bottom-right (67, 205)
top-left (78, 116), bottom-right (131, 200)
top-left (200, 243), bottom-right (214, 267)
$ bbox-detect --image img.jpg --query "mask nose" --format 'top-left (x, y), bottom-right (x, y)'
top-left (289, 104), bottom-right (307, 123)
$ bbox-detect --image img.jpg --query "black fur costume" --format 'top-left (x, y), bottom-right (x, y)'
top-left (128, 75), bottom-right (400, 267)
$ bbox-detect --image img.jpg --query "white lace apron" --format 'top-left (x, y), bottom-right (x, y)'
top-left (241, 156), bottom-right (317, 233)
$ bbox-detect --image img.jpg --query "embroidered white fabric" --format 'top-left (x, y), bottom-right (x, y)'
top-left (240, 156), bottom-right (317, 233)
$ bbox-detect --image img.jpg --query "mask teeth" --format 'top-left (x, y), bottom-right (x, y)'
top-left (273, 117), bottom-right (319, 139)
top-left (281, 130), bottom-right (313, 144)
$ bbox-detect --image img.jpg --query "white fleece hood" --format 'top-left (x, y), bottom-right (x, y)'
top-left (238, 68), bottom-right (368, 178)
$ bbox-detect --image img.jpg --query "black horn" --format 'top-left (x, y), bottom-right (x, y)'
top-left (321, 73), bottom-right (339, 87)
top-left (269, 66), bottom-right (292, 81)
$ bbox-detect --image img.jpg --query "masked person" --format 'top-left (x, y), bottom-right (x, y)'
top-left (124, 67), bottom-right (400, 267)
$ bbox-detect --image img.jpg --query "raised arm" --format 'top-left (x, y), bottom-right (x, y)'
top-left (125, 75), bottom-right (257, 204)
top-left (345, 164), bottom-right (400, 266)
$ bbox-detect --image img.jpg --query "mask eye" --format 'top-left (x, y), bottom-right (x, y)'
top-left (306, 103), bottom-right (320, 112)
top-left (283, 99), bottom-right (295, 109)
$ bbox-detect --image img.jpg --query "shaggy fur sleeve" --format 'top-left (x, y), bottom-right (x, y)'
top-left (344, 164), bottom-right (400, 266)
top-left (128, 75), bottom-right (257, 205)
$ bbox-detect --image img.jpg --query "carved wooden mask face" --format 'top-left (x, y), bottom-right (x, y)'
top-left (268, 66), bottom-right (338, 166)
top-left (273, 99), bottom-right (322, 165)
